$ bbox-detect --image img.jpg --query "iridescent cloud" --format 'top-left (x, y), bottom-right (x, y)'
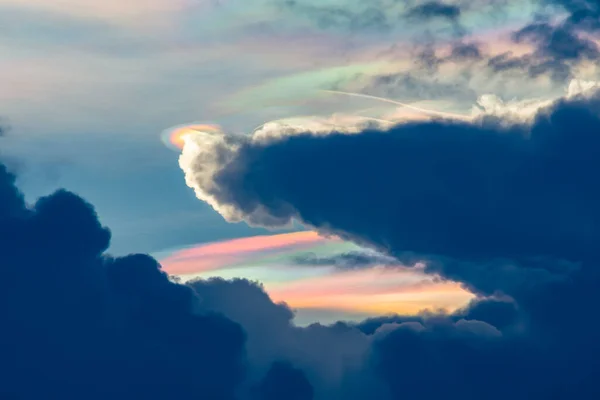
top-left (4, 0), bottom-right (594, 138)
top-left (159, 231), bottom-right (335, 275)
top-left (158, 232), bottom-right (473, 323)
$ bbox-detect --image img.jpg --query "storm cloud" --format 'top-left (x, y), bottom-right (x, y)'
top-left (180, 86), bottom-right (600, 291)
top-left (0, 162), bottom-right (245, 399)
top-left (174, 85), bottom-right (600, 397)
top-left (3, 84), bottom-right (600, 399)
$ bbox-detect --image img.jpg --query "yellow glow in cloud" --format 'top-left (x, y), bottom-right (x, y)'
top-left (161, 123), bottom-right (223, 151)
top-left (267, 267), bottom-right (473, 315)
top-left (160, 232), bottom-right (473, 318)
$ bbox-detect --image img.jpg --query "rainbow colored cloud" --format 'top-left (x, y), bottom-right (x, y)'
top-left (158, 231), bottom-right (473, 324)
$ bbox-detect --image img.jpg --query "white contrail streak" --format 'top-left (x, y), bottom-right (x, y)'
top-left (250, 115), bottom-right (395, 136)
top-left (320, 89), bottom-right (471, 121)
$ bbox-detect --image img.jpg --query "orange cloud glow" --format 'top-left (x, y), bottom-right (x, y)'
top-left (268, 267), bottom-right (472, 315)
top-left (159, 232), bottom-right (473, 320)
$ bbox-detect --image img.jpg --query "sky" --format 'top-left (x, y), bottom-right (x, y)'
top-left (2, 1), bottom-right (600, 399)
top-left (2, 0), bottom-right (598, 324)
top-left (2, 0), bottom-right (596, 258)
top-left (157, 231), bottom-right (472, 325)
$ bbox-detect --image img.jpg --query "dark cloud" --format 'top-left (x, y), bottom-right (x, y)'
top-left (186, 89), bottom-right (600, 297)
top-left (187, 278), bottom-right (378, 399)
top-left (497, 2), bottom-right (600, 81)
top-left (514, 22), bottom-right (598, 60)
top-left (405, 1), bottom-right (462, 21)
top-left (456, 295), bottom-right (520, 331)
top-left (510, 22), bottom-right (599, 81)
top-left (5, 88), bottom-right (600, 400)
top-left (354, 295), bottom-right (519, 334)
top-left (371, 257), bottom-right (600, 399)
top-left (292, 250), bottom-right (400, 269)
top-left (252, 361), bottom-right (314, 400)
top-left (549, 0), bottom-right (600, 31)
top-left (487, 51), bottom-right (531, 72)
top-left (0, 163), bottom-right (246, 399)
top-left (178, 88), bottom-right (600, 397)
top-left (448, 42), bottom-right (482, 60)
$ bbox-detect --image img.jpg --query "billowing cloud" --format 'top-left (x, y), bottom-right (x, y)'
top-left (171, 85), bottom-right (600, 398)
top-left (252, 361), bottom-right (314, 400)
top-left (0, 161), bottom-right (245, 399)
top-left (179, 84), bottom-right (600, 293)
top-left (5, 91), bottom-right (600, 400)
top-left (6, 1), bottom-right (600, 399)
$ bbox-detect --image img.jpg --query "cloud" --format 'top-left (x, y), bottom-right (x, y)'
top-left (160, 234), bottom-right (472, 320)
top-left (405, 1), bottom-right (466, 37)
top-left (405, 1), bottom-right (462, 21)
top-left (187, 270), bottom-right (600, 399)
top-left (549, 0), bottom-right (600, 32)
top-left (179, 84), bottom-right (600, 294)
top-left (180, 86), bottom-right (598, 258)
top-left (448, 42), bottom-right (483, 60)
top-left (252, 361), bottom-right (314, 400)
top-left (511, 22), bottom-right (599, 81)
top-left (487, 50), bottom-right (531, 72)
top-left (187, 277), bottom-right (377, 399)
top-left (291, 250), bottom-right (401, 269)
top-left (5, 103), bottom-right (600, 399)
top-left (491, 2), bottom-right (600, 82)
top-left (175, 84), bottom-right (600, 398)
top-left (351, 71), bottom-right (478, 103)
top-left (0, 162), bottom-right (246, 398)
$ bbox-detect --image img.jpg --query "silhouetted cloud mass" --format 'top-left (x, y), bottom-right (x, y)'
top-left (4, 87), bottom-right (600, 399)
top-left (175, 88), bottom-right (600, 398)
top-left (253, 361), bottom-right (314, 400)
top-left (0, 162), bottom-right (246, 399)
top-left (186, 91), bottom-right (600, 280)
